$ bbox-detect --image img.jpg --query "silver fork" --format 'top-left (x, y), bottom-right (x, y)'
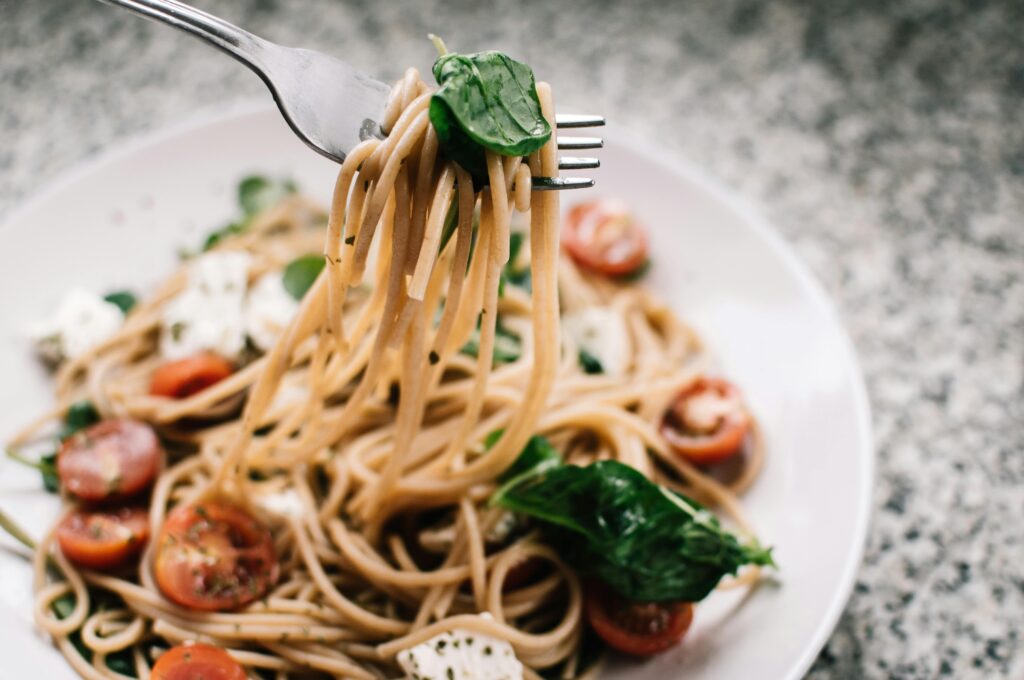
top-left (97, 0), bottom-right (604, 190)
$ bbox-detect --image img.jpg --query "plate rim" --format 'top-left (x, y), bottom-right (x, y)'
top-left (0, 101), bottom-right (874, 680)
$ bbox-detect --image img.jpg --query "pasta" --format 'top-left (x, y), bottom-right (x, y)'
top-left (11, 65), bottom-right (767, 680)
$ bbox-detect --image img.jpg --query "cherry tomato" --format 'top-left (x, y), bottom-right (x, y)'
top-left (151, 643), bottom-right (246, 680)
top-left (57, 419), bottom-right (163, 501)
top-left (150, 353), bottom-right (234, 399)
top-left (154, 501), bottom-right (278, 611)
top-left (562, 200), bottom-right (649, 277)
top-left (661, 378), bottom-right (751, 465)
top-left (56, 506), bottom-right (150, 570)
top-left (585, 583), bottom-right (694, 657)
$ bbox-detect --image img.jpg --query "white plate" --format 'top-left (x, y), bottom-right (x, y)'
top-left (0, 104), bottom-right (873, 680)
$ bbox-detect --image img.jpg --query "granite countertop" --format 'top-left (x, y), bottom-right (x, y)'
top-left (1, 0), bottom-right (1021, 677)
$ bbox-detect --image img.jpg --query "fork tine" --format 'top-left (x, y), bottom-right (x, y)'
top-left (531, 176), bottom-right (595, 191)
top-left (558, 156), bottom-right (601, 170)
top-left (555, 114), bottom-right (606, 129)
top-left (557, 136), bottom-right (603, 150)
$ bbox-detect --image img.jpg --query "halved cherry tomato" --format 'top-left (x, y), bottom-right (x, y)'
top-left (57, 419), bottom-right (163, 501)
top-left (661, 377), bottom-right (750, 465)
top-left (155, 501), bottom-right (278, 611)
top-left (150, 353), bottom-right (234, 399)
top-left (585, 583), bottom-right (694, 657)
top-left (56, 506), bottom-right (150, 570)
top-left (151, 643), bottom-right (246, 680)
top-left (562, 200), bottom-right (649, 277)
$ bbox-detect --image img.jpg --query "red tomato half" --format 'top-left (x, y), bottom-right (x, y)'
top-left (562, 200), bottom-right (649, 277)
top-left (57, 419), bottom-right (163, 501)
top-left (56, 506), bottom-right (150, 570)
top-left (585, 583), bottom-right (694, 657)
top-left (154, 501), bottom-right (278, 611)
top-left (661, 377), bottom-right (751, 465)
top-left (151, 643), bottom-right (247, 680)
top-left (150, 353), bottom-right (234, 399)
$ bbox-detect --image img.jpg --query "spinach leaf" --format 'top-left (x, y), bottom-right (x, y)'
top-left (103, 290), bottom-right (137, 314)
top-left (460, 321), bottom-right (521, 363)
top-left (196, 176), bottom-right (297, 253)
top-left (8, 400), bottom-right (99, 493)
top-left (7, 449), bottom-right (59, 492)
top-left (493, 458), bottom-right (774, 602)
top-left (493, 435), bottom-right (562, 496)
top-left (201, 221), bottom-right (246, 252)
top-left (51, 591), bottom-right (138, 677)
top-left (499, 231), bottom-right (531, 296)
top-left (578, 348), bottom-right (604, 374)
top-left (282, 254), bottom-right (326, 300)
top-left (239, 175), bottom-right (298, 217)
top-left (430, 51), bottom-right (551, 182)
top-left (61, 400), bottom-right (100, 439)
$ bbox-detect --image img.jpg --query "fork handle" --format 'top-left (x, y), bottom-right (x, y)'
top-left (98, 0), bottom-right (269, 71)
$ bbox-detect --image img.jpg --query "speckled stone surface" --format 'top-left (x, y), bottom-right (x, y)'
top-left (1, 0), bottom-right (1022, 677)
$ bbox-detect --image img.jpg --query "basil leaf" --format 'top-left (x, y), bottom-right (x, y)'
top-left (103, 290), bottom-right (137, 314)
top-left (430, 51), bottom-right (551, 182)
top-left (578, 348), bottom-right (604, 375)
top-left (493, 459), bottom-right (774, 602)
top-left (239, 175), bottom-right (297, 217)
top-left (61, 400), bottom-right (100, 439)
top-left (282, 254), bottom-right (326, 300)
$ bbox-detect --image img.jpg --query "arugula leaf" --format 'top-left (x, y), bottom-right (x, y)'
top-left (430, 51), bottom-right (551, 182)
top-left (102, 290), bottom-right (137, 314)
top-left (578, 348), bottom-right (604, 375)
top-left (493, 458), bottom-right (774, 602)
top-left (61, 400), bottom-right (100, 439)
top-left (239, 175), bottom-right (298, 217)
top-left (460, 322), bottom-right (521, 363)
top-left (282, 254), bottom-right (326, 300)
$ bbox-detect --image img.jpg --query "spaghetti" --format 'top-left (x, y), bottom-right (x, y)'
top-left (11, 66), bottom-right (767, 680)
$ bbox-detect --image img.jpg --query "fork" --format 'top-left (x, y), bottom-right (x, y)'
top-left (97, 0), bottom-right (604, 190)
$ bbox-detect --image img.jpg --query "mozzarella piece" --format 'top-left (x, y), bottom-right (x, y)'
top-left (562, 306), bottom-right (631, 377)
top-left (29, 288), bottom-right (124, 363)
top-left (397, 618), bottom-right (523, 680)
top-left (161, 251), bottom-right (251, 360)
top-left (244, 272), bottom-right (299, 352)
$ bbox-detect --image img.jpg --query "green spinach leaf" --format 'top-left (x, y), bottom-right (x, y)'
top-left (61, 400), bottom-right (100, 439)
top-left (103, 290), bottom-right (137, 314)
top-left (493, 458), bottom-right (774, 602)
top-left (282, 254), bottom-right (326, 300)
top-left (239, 175), bottom-right (298, 217)
top-left (578, 348), bottom-right (604, 375)
top-left (460, 321), bottom-right (521, 363)
top-left (430, 51), bottom-right (551, 182)
top-left (196, 176), bottom-right (297, 253)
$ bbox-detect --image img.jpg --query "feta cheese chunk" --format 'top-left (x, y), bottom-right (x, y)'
top-left (29, 288), bottom-right (124, 363)
top-left (244, 272), bottom-right (299, 352)
top-left (161, 251), bottom-right (251, 360)
top-left (563, 306), bottom-right (631, 377)
top-left (397, 619), bottom-right (523, 680)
